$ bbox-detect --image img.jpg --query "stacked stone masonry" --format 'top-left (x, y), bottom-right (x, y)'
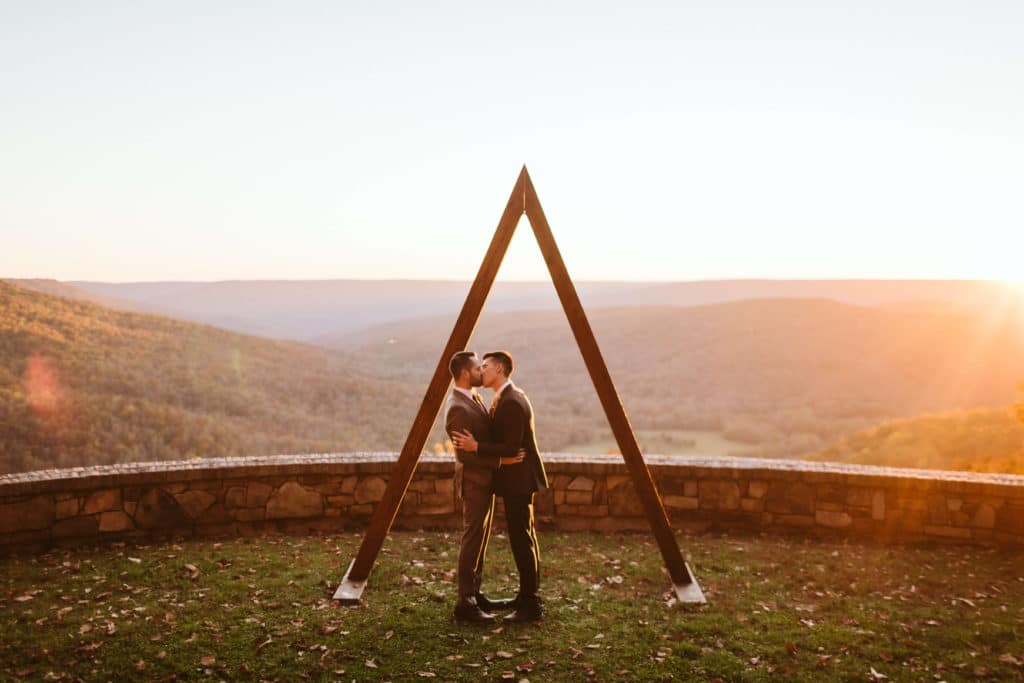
top-left (1, 453), bottom-right (1022, 555)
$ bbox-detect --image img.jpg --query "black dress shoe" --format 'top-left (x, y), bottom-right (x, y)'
top-left (453, 598), bottom-right (496, 624)
top-left (503, 598), bottom-right (542, 623)
top-left (476, 593), bottom-right (516, 611)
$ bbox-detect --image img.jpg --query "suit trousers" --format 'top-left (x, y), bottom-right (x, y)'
top-left (503, 493), bottom-right (540, 600)
top-left (457, 485), bottom-right (495, 599)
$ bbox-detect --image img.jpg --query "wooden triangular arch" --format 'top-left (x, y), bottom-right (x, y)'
top-left (335, 167), bottom-right (705, 604)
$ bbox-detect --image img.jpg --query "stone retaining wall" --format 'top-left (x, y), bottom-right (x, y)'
top-left (1, 453), bottom-right (1023, 555)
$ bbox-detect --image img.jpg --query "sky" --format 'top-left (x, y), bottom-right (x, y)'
top-left (1, 1), bottom-right (1022, 283)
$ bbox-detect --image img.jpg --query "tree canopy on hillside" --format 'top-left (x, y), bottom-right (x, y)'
top-left (810, 407), bottom-right (1024, 474)
top-left (0, 281), bottom-right (414, 474)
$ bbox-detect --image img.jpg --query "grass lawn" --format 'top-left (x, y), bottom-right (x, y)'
top-left (1, 529), bottom-right (1022, 681)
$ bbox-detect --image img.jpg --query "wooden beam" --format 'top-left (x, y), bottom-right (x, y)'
top-left (522, 171), bottom-right (704, 602)
top-left (337, 166), bottom-right (704, 604)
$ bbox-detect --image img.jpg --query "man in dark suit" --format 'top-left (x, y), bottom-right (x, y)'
top-left (445, 351), bottom-right (524, 624)
top-left (452, 350), bottom-right (549, 623)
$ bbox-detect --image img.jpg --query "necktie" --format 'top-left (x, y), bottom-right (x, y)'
top-left (472, 391), bottom-right (486, 413)
top-left (488, 393), bottom-right (500, 418)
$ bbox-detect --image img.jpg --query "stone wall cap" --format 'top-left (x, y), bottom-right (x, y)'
top-left (3, 452), bottom-right (1024, 498)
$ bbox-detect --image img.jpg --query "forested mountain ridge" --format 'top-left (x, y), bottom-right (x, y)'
top-left (3, 279), bottom-right (1023, 475)
top-left (0, 281), bottom-right (414, 474)
top-left (9, 278), bottom-right (1009, 342)
top-left (334, 297), bottom-right (1024, 458)
top-left (810, 406), bottom-right (1024, 474)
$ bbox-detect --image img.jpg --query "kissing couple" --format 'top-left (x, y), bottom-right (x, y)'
top-left (445, 350), bottom-right (549, 624)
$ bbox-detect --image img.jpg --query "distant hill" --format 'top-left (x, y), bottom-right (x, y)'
top-left (4, 279), bottom-right (154, 314)
top-left (808, 408), bottom-right (1024, 474)
top-left (67, 280), bottom-right (640, 341)
top-left (0, 281), bottom-right (415, 474)
top-left (586, 279), bottom-right (1012, 312)
top-left (4, 279), bottom-right (1023, 475)
top-left (328, 298), bottom-right (1024, 458)
top-left (59, 278), bottom-right (1017, 342)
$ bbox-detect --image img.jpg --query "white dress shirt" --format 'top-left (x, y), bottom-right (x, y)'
top-left (454, 386), bottom-right (476, 401)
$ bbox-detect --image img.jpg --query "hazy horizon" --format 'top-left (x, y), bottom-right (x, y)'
top-left (18, 276), bottom-right (1015, 286)
top-left (66, 276), bottom-right (1024, 284)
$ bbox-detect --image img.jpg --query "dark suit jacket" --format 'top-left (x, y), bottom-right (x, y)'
top-left (478, 382), bottom-right (549, 497)
top-left (444, 389), bottom-right (499, 498)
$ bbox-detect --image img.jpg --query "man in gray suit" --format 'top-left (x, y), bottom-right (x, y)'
top-left (445, 351), bottom-right (524, 623)
top-left (452, 350), bottom-right (549, 623)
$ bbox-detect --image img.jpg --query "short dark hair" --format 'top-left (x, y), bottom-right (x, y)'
top-left (449, 351), bottom-right (477, 380)
top-left (483, 350), bottom-right (514, 377)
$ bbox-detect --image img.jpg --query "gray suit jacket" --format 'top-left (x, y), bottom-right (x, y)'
top-left (444, 389), bottom-right (499, 498)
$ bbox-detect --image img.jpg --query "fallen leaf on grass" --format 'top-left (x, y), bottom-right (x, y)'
top-left (200, 656), bottom-right (215, 666)
top-left (365, 659), bottom-right (377, 668)
top-left (868, 667), bottom-right (888, 680)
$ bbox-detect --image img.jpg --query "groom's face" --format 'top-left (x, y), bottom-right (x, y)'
top-left (480, 357), bottom-right (501, 388)
top-left (468, 358), bottom-right (483, 387)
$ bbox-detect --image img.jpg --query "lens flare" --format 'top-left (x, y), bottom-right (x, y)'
top-left (24, 353), bottom-right (67, 428)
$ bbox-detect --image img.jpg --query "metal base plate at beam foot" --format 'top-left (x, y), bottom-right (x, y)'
top-left (333, 560), bottom-right (367, 604)
top-left (672, 562), bottom-right (707, 604)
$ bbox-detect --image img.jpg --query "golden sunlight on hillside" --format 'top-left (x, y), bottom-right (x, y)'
top-left (0, 281), bottom-right (416, 474)
top-left (811, 406), bottom-right (1024, 474)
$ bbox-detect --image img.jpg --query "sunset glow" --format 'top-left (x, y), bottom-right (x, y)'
top-left (1, 2), bottom-right (1021, 282)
